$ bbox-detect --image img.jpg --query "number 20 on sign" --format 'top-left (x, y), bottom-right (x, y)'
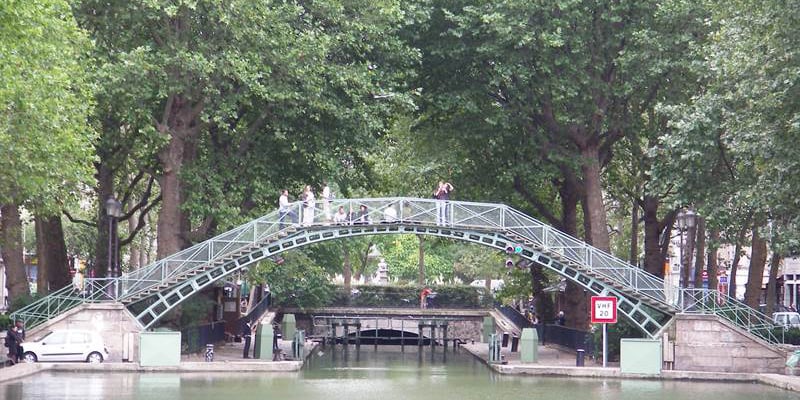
top-left (591, 296), bottom-right (618, 324)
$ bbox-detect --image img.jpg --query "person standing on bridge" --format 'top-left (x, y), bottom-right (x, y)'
top-left (434, 181), bottom-right (454, 225)
top-left (321, 182), bottom-right (333, 223)
top-left (279, 189), bottom-right (297, 230)
top-left (302, 185), bottom-right (316, 226)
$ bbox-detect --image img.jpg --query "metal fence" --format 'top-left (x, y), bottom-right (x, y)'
top-left (496, 304), bottom-right (533, 330)
top-left (540, 324), bottom-right (595, 357)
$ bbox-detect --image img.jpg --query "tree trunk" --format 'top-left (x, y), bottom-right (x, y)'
top-left (728, 226), bottom-right (748, 299)
top-left (35, 214), bottom-right (71, 294)
top-left (417, 235), bottom-right (425, 285)
top-left (707, 228), bottom-right (720, 294)
top-left (765, 252), bottom-right (781, 315)
top-left (629, 199), bottom-right (639, 266)
top-left (128, 208), bottom-right (140, 270)
top-left (744, 225), bottom-right (767, 309)
top-left (580, 144), bottom-right (610, 252)
top-left (94, 162), bottom-right (114, 277)
top-left (1, 204), bottom-right (29, 305)
top-left (693, 218), bottom-right (706, 288)
top-left (560, 185), bottom-right (588, 330)
top-left (642, 196), bottom-right (664, 276)
top-left (156, 96), bottom-right (201, 258)
top-left (342, 246), bottom-right (352, 294)
top-left (157, 136), bottom-right (188, 258)
top-left (681, 224), bottom-right (697, 288)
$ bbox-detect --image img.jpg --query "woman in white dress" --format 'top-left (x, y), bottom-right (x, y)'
top-left (302, 185), bottom-right (316, 226)
top-left (321, 182), bottom-right (332, 222)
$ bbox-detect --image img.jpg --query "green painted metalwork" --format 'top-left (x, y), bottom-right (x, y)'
top-left (10, 198), bottom-right (781, 345)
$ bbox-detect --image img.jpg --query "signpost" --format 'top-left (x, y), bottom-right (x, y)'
top-left (591, 296), bottom-right (618, 367)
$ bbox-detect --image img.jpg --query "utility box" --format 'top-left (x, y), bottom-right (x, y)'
top-left (254, 322), bottom-right (274, 360)
top-left (620, 339), bottom-right (662, 375)
top-left (519, 328), bottom-right (539, 363)
top-left (282, 314), bottom-right (296, 340)
top-left (482, 316), bottom-right (495, 342)
top-left (139, 331), bottom-right (181, 367)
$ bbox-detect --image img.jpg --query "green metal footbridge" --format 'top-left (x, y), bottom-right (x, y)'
top-left (11, 198), bottom-right (782, 344)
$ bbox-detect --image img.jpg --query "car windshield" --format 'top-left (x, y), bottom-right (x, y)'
top-left (35, 331), bottom-right (54, 342)
top-left (789, 314), bottom-right (800, 324)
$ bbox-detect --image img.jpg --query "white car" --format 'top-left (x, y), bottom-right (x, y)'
top-left (773, 312), bottom-right (800, 329)
top-left (22, 329), bottom-right (109, 363)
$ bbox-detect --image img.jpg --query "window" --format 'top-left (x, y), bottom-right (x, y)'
top-left (69, 332), bottom-right (90, 344)
top-left (43, 331), bottom-right (68, 345)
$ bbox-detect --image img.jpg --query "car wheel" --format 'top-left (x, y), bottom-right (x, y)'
top-left (86, 352), bottom-right (104, 364)
top-left (23, 352), bottom-right (38, 363)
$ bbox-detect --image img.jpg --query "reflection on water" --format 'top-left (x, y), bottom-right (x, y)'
top-left (1, 346), bottom-right (796, 400)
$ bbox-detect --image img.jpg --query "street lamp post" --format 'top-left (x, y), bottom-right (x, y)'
top-left (105, 197), bottom-right (123, 282)
top-left (676, 209), bottom-right (697, 289)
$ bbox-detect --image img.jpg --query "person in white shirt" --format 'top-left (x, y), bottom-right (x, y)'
top-left (302, 185), bottom-right (316, 226)
top-left (333, 206), bottom-right (348, 225)
top-left (321, 182), bottom-right (332, 222)
top-left (383, 206), bottom-right (397, 223)
top-left (278, 189), bottom-right (296, 228)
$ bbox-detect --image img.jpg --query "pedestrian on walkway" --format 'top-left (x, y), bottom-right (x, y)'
top-left (321, 182), bottom-right (333, 222)
top-left (302, 185), bottom-right (316, 226)
top-left (278, 189), bottom-right (296, 229)
top-left (242, 319), bottom-right (254, 359)
top-left (434, 181), bottom-right (453, 225)
top-left (5, 324), bottom-right (22, 364)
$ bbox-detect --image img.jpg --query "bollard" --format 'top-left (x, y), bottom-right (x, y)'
top-left (205, 344), bottom-right (214, 362)
top-left (502, 332), bottom-right (510, 347)
top-left (292, 330), bottom-right (306, 360)
top-left (576, 349), bottom-right (585, 367)
top-left (510, 334), bottom-right (519, 352)
top-left (489, 333), bottom-right (502, 363)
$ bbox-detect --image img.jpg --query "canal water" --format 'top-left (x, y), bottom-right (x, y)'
top-left (1, 346), bottom-right (796, 399)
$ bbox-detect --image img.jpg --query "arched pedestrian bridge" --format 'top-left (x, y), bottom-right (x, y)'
top-left (12, 198), bottom-right (779, 345)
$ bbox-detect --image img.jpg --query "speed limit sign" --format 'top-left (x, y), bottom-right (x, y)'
top-left (591, 296), bottom-right (618, 324)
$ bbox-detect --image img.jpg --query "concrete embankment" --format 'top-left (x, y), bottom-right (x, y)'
top-left (460, 342), bottom-right (800, 393)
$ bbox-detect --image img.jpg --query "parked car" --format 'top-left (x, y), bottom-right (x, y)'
top-left (772, 312), bottom-right (800, 329)
top-left (469, 279), bottom-right (504, 292)
top-left (22, 329), bottom-right (109, 363)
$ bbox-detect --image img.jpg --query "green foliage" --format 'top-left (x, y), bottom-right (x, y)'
top-left (0, 314), bottom-right (11, 331)
top-left (780, 328), bottom-right (800, 346)
top-left (251, 252), bottom-right (334, 310)
top-left (178, 296), bottom-right (215, 329)
top-left (0, 0), bottom-right (95, 211)
top-left (592, 318), bottom-right (646, 362)
top-left (327, 284), bottom-right (491, 309)
top-left (9, 293), bottom-right (41, 314)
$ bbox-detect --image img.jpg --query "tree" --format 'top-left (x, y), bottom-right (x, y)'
top-left (0, 0), bottom-right (94, 301)
top-left (75, 0), bottom-right (419, 264)
top-left (408, 0), bottom-right (708, 328)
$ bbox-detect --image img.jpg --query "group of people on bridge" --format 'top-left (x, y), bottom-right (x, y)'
top-left (277, 180), bottom-right (455, 229)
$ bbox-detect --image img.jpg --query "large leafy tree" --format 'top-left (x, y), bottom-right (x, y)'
top-left (408, 0), bottom-right (708, 327)
top-left (654, 0), bottom-right (800, 306)
top-left (0, 0), bottom-right (95, 302)
top-left (74, 0), bottom-right (419, 271)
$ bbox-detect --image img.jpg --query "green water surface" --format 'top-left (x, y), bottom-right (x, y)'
top-left (1, 347), bottom-right (795, 400)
